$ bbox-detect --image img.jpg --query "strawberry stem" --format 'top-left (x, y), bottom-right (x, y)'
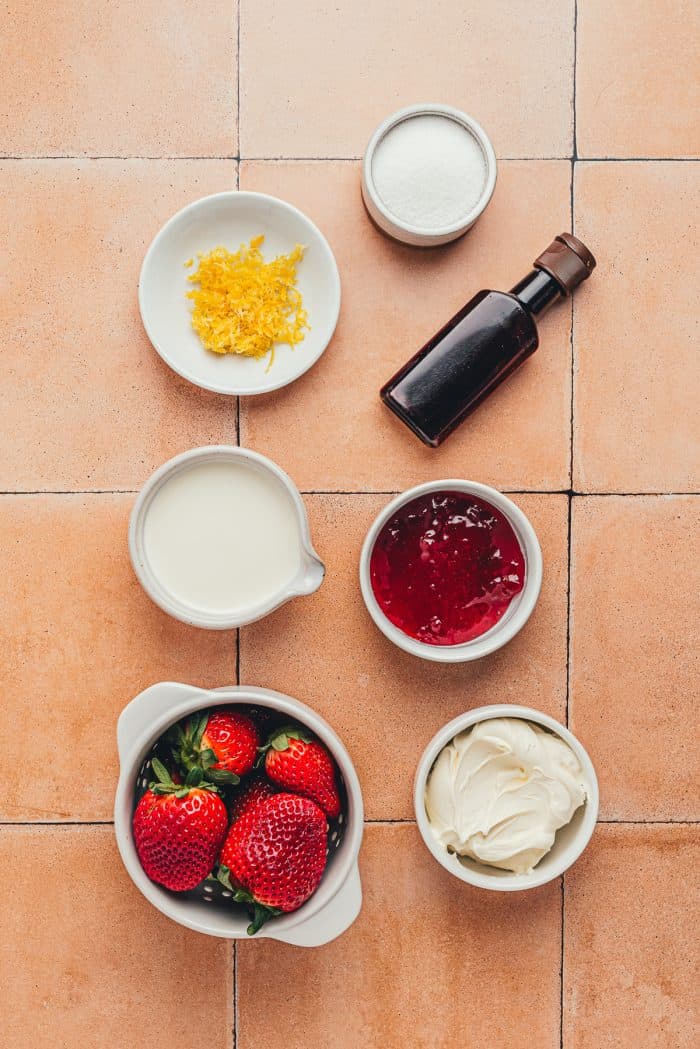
top-left (262, 723), bottom-right (313, 755)
top-left (246, 902), bottom-right (282, 936)
top-left (148, 758), bottom-right (220, 796)
top-left (216, 874), bottom-right (283, 934)
top-left (166, 713), bottom-right (240, 786)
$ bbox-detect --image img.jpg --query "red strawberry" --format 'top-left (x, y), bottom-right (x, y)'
top-left (169, 708), bottom-right (260, 785)
top-left (228, 774), bottom-right (277, 823)
top-left (218, 792), bottom-right (328, 934)
top-left (263, 725), bottom-right (341, 818)
top-left (133, 758), bottom-right (228, 892)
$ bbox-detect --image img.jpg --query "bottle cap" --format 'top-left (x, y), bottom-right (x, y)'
top-left (534, 233), bottom-right (596, 294)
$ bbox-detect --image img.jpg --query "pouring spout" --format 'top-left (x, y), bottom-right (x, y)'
top-left (295, 555), bottom-right (325, 596)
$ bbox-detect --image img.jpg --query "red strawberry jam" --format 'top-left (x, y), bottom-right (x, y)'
top-left (369, 491), bottom-right (525, 646)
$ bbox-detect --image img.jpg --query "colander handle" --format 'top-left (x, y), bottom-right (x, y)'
top-left (117, 681), bottom-right (214, 763)
top-left (266, 861), bottom-right (362, 948)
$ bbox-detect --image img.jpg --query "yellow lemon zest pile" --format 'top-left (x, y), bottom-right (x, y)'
top-left (186, 235), bottom-right (308, 370)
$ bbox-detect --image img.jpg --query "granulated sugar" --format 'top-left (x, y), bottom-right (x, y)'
top-left (371, 114), bottom-right (487, 230)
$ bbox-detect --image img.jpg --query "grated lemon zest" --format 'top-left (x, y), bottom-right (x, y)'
top-left (186, 236), bottom-right (308, 370)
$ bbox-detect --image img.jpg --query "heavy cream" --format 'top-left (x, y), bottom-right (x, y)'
top-left (425, 718), bottom-right (588, 874)
top-left (143, 460), bottom-right (302, 614)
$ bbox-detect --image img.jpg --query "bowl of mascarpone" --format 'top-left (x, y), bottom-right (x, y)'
top-left (414, 706), bottom-right (598, 890)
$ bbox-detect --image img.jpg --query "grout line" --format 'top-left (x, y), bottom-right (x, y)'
top-left (574, 156), bottom-right (700, 163)
top-left (572, 0), bottom-right (578, 162)
top-left (364, 819), bottom-right (415, 825)
top-left (0, 489), bottom-right (138, 496)
top-left (241, 156), bottom-right (700, 163)
top-left (566, 94), bottom-right (575, 731)
top-left (0, 154), bottom-right (697, 163)
top-left (596, 819), bottom-right (700, 825)
top-left (0, 489), bottom-right (696, 498)
top-left (560, 874), bottom-right (565, 1049)
top-left (562, 48), bottom-right (577, 1049)
top-left (234, 0), bottom-right (242, 741)
top-left (571, 491), bottom-right (700, 498)
top-left (2, 817), bottom-right (697, 827)
top-left (234, 943), bottom-right (240, 1049)
top-left (236, 629), bottom-right (241, 686)
top-left (0, 155), bottom-right (241, 161)
top-left (298, 489), bottom-right (574, 496)
top-left (0, 820), bottom-right (114, 826)
top-left (297, 490), bottom-right (700, 498)
top-left (240, 156), bottom-right (576, 163)
top-left (236, 0), bottom-right (241, 168)
top-left (565, 496), bottom-right (573, 730)
top-left (361, 818), bottom-right (700, 825)
top-left (566, 152), bottom-right (575, 736)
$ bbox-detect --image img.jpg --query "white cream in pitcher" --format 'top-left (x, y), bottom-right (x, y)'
top-left (143, 459), bottom-right (302, 614)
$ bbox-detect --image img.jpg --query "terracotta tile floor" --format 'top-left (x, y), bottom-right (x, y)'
top-left (1, 1), bottom-right (698, 1047)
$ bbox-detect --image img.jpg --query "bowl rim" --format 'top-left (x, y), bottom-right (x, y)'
top-left (128, 445), bottom-right (324, 629)
top-left (362, 103), bottom-right (498, 241)
top-left (413, 704), bottom-right (600, 890)
top-left (138, 189), bottom-right (341, 396)
top-left (114, 684), bottom-right (364, 938)
top-left (358, 480), bottom-right (543, 662)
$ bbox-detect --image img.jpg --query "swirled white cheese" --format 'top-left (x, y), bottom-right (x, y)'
top-left (425, 718), bottom-right (588, 874)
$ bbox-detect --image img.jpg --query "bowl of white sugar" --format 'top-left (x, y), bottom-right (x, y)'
top-left (361, 103), bottom-right (497, 247)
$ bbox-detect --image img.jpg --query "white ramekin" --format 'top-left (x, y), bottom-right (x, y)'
top-left (114, 682), bottom-right (364, 947)
top-left (414, 705), bottom-right (599, 891)
top-left (129, 445), bottom-right (325, 630)
top-left (359, 480), bottom-right (542, 662)
top-left (361, 103), bottom-right (497, 247)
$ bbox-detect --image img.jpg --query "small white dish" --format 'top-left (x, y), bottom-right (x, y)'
top-left (114, 682), bottom-right (364, 945)
top-left (359, 480), bottom-right (542, 663)
top-left (139, 191), bottom-right (341, 395)
top-left (361, 103), bottom-right (497, 247)
top-left (414, 705), bottom-right (599, 891)
top-left (129, 445), bottom-right (325, 629)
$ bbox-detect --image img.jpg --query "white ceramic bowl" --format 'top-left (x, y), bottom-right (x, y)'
top-left (359, 480), bottom-right (542, 662)
top-left (361, 103), bottom-right (497, 247)
top-left (139, 191), bottom-right (341, 395)
top-left (413, 709), bottom-right (600, 889)
top-left (114, 682), bottom-right (364, 946)
top-left (129, 445), bottom-right (325, 629)
top-left (414, 705), bottom-right (599, 891)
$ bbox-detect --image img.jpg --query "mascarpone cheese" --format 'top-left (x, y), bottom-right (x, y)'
top-left (425, 718), bottom-right (588, 874)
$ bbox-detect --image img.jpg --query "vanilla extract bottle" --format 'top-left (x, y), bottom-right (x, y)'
top-left (380, 233), bottom-right (596, 447)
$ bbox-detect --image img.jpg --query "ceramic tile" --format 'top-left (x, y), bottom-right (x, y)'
top-left (573, 162), bottom-right (699, 493)
top-left (240, 492), bottom-right (568, 820)
top-left (240, 160), bottom-right (573, 492)
top-left (0, 160), bottom-right (237, 491)
top-left (2, 0), bottom-right (237, 157)
top-left (570, 496), bottom-right (699, 820)
top-left (0, 826), bottom-right (233, 1049)
top-left (238, 823), bottom-right (561, 1049)
top-left (240, 0), bottom-right (574, 159)
top-left (564, 824), bottom-right (699, 1049)
top-left (0, 495), bottom-right (235, 820)
top-left (577, 0), bottom-right (700, 158)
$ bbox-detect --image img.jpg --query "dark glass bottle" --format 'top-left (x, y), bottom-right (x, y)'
top-left (381, 233), bottom-right (596, 447)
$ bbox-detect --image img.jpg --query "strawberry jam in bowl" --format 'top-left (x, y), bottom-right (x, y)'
top-left (360, 480), bottom-right (542, 663)
top-left (114, 683), bottom-right (363, 947)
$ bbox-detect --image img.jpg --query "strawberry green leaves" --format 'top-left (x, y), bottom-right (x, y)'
top-left (266, 724), bottom-right (313, 753)
top-left (148, 757), bottom-right (220, 797)
top-left (166, 712), bottom-right (241, 787)
top-left (215, 863), bottom-right (281, 934)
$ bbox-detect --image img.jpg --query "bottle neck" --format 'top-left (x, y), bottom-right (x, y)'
top-left (510, 267), bottom-right (563, 318)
